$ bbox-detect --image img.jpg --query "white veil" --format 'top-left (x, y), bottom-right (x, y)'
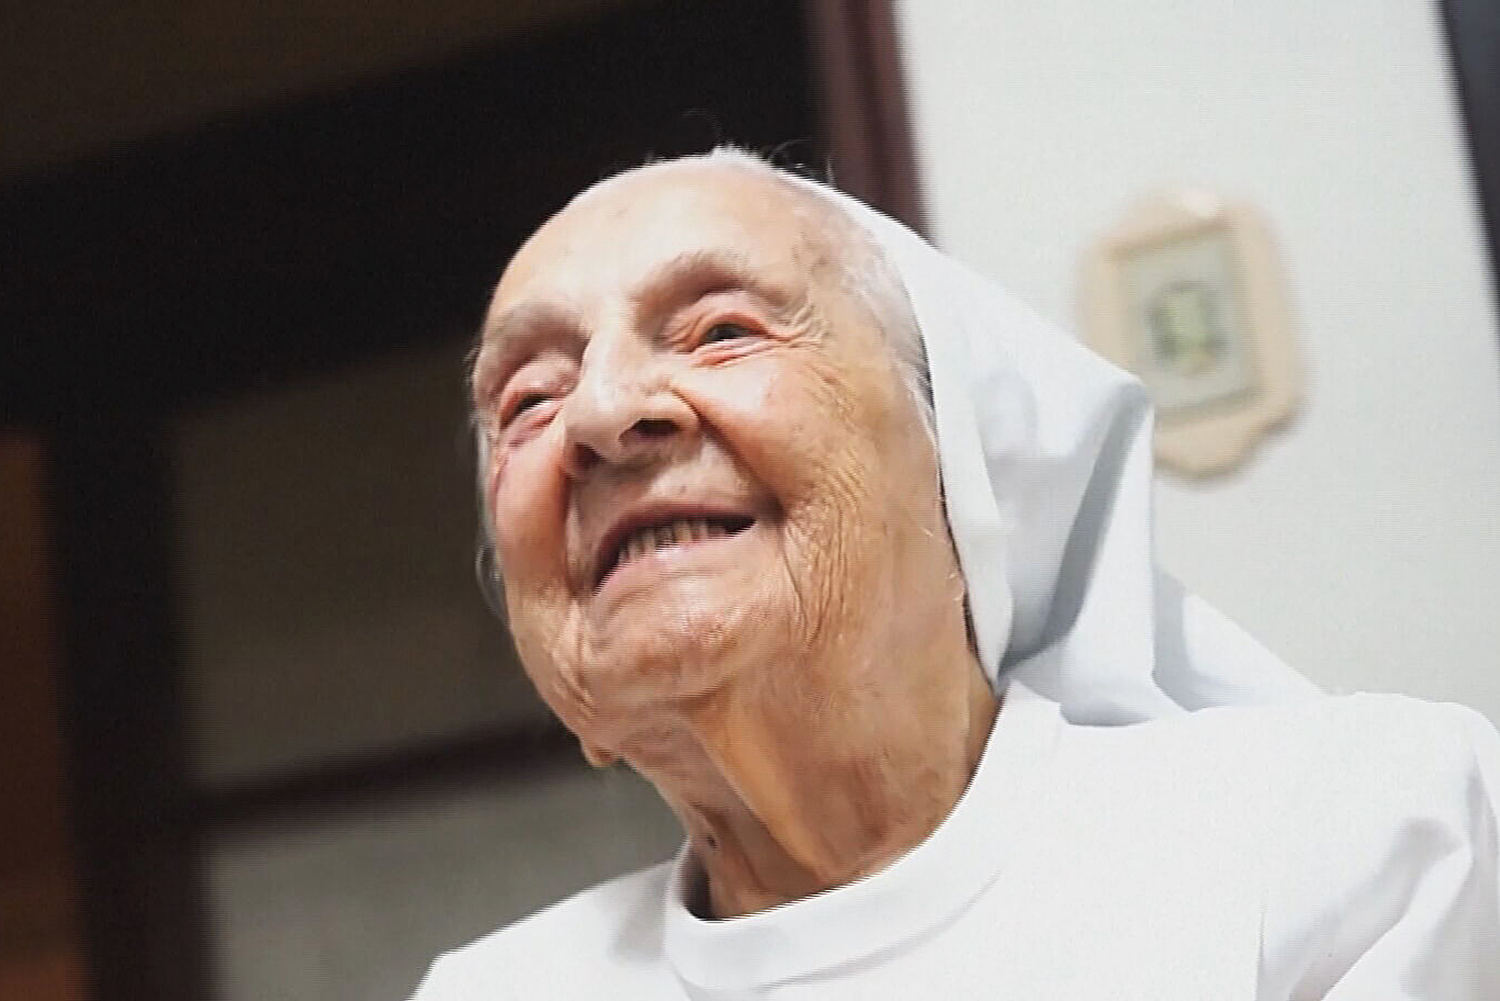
top-left (795, 177), bottom-right (1321, 724)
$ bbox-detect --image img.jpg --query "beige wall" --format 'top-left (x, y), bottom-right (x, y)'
top-left (206, 763), bottom-right (678, 1001)
top-left (175, 339), bottom-right (683, 999)
top-left (173, 337), bottom-right (546, 785)
top-left (897, 0), bottom-right (1500, 723)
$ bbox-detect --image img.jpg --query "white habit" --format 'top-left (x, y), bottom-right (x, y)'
top-left (425, 154), bottom-right (1499, 998)
top-left (412, 683), bottom-right (1500, 1000)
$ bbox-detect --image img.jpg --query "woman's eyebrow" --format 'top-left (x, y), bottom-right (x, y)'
top-left (471, 300), bottom-right (585, 401)
top-left (630, 248), bottom-right (796, 325)
top-left (480, 300), bottom-right (585, 354)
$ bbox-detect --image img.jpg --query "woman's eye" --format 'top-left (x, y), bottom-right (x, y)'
top-left (701, 322), bottom-right (753, 346)
top-left (510, 392), bottom-right (551, 419)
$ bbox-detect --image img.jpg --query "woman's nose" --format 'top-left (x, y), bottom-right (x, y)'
top-left (561, 356), bottom-right (698, 476)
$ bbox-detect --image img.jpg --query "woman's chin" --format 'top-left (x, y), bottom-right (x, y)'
top-left (581, 578), bottom-right (776, 708)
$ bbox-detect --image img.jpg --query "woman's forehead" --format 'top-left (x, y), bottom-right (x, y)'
top-left (489, 162), bottom-right (829, 321)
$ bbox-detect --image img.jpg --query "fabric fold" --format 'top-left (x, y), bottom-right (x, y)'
top-left (792, 176), bottom-right (1322, 723)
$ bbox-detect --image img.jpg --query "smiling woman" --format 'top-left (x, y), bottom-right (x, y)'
top-left (414, 149), bottom-right (1500, 1000)
top-left (469, 153), bottom-right (988, 902)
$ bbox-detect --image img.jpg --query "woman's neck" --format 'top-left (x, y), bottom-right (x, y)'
top-left (628, 622), bottom-right (999, 919)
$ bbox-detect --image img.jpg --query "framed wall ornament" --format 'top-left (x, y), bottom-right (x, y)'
top-left (1080, 191), bottom-right (1301, 478)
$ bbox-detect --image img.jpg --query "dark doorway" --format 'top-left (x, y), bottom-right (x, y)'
top-left (0, 1), bottom-right (922, 999)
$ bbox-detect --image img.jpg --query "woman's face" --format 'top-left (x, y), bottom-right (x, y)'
top-left (471, 162), bottom-right (950, 760)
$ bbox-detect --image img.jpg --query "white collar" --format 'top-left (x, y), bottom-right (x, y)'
top-left (662, 684), bottom-right (1064, 991)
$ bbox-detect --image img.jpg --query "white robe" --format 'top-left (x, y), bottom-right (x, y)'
top-left (411, 685), bottom-right (1500, 999)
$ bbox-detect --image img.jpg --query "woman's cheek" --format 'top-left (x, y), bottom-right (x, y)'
top-left (492, 426), bottom-right (571, 579)
top-left (676, 358), bottom-right (841, 498)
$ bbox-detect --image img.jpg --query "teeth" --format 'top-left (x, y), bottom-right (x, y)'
top-left (612, 517), bottom-right (739, 572)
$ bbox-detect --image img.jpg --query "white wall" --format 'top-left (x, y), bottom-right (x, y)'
top-left (896, 0), bottom-right (1500, 723)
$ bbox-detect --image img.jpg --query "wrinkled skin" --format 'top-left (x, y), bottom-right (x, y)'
top-left (472, 159), bottom-right (996, 918)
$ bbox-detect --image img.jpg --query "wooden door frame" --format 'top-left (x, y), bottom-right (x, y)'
top-left (805, 0), bottom-right (927, 233)
top-left (1442, 0), bottom-right (1500, 321)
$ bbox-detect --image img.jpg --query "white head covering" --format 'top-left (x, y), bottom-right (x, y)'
top-left (792, 176), bottom-right (1321, 724)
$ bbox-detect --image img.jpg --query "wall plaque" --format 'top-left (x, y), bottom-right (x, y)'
top-left (1081, 191), bottom-right (1300, 477)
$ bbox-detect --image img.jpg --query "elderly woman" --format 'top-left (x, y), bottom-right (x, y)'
top-left (414, 149), bottom-right (1500, 999)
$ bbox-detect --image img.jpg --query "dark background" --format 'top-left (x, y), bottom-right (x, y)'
top-left (0, 1), bottom-right (923, 998)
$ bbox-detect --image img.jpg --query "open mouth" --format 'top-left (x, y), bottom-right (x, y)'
top-left (595, 514), bottom-right (754, 591)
